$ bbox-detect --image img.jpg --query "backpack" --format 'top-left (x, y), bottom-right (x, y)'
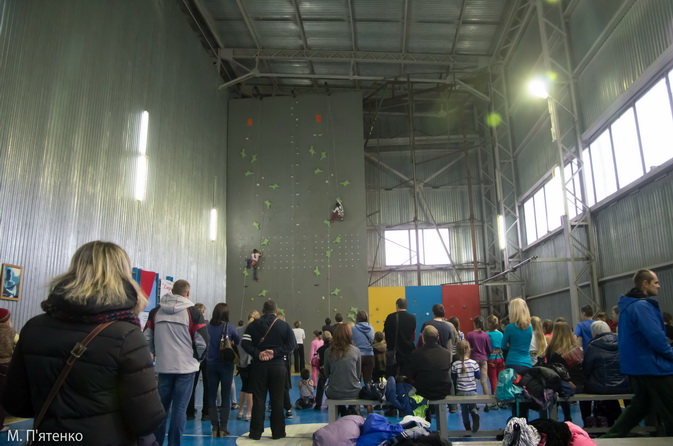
top-left (501, 417), bottom-right (540, 446)
top-left (518, 367), bottom-right (560, 411)
top-left (496, 368), bottom-right (523, 401)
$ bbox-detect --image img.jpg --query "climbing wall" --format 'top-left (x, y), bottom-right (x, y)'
top-left (226, 93), bottom-right (367, 332)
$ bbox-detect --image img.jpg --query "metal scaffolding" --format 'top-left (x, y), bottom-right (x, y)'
top-left (535, 0), bottom-right (600, 326)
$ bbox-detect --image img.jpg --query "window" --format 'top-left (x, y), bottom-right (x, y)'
top-left (384, 229), bottom-right (451, 266)
top-left (544, 174), bottom-right (563, 231)
top-left (564, 160), bottom-right (582, 219)
top-left (635, 78), bottom-right (673, 171)
top-left (533, 188), bottom-right (548, 238)
top-left (611, 108), bottom-right (644, 188)
top-left (524, 198), bottom-right (537, 245)
top-left (589, 130), bottom-right (617, 202)
top-left (582, 148), bottom-right (596, 207)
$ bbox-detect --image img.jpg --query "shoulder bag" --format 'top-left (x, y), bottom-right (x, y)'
top-left (24, 322), bottom-right (115, 445)
top-left (219, 323), bottom-right (240, 364)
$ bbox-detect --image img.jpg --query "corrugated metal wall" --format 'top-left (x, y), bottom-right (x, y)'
top-left (575, 0), bottom-right (673, 130)
top-left (0, 0), bottom-right (229, 327)
top-left (505, 0), bottom-right (673, 319)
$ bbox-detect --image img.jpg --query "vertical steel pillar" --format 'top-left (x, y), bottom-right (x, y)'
top-left (535, 0), bottom-right (600, 326)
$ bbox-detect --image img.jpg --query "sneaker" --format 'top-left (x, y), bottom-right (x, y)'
top-left (244, 414), bottom-right (252, 421)
top-left (463, 422), bottom-right (471, 431)
top-left (484, 404), bottom-right (490, 412)
top-left (488, 404), bottom-right (499, 411)
top-left (449, 408), bottom-right (457, 414)
top-left (471, 409), bottom-right (480, 433)
top-left (237, 412), bottom-right (243, 420)
top-left (231, 403), bottom-right (240, 411)
top-left (285, 409), bottom-right (293, 419)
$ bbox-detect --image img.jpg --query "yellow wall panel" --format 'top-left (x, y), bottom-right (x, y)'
top-left (368, 287), bottom-right (406, 333)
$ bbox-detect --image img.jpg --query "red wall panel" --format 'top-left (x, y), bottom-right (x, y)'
top-left (442, 284), bottom-right (480, 332)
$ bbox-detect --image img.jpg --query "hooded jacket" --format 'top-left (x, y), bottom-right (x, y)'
top-left (352, 322), bottom-right (375, 356)
top-left (2, 284), bottom-right (165, 445)
top-left (144, 293), bottom-right (209, 374)
top-left (617, 289), bottom-right (673, 375)
top-left (583, 332), bottom-right (630, 394)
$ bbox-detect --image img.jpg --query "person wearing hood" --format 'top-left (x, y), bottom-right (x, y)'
top-left (603, 269), bottom-right (673, 438)
top-left (145, 279), bottom-right (209, 445)
top-left (352, 310), bottom-right (375, 382)
top-left (583, 320), bottom-right (630, 427)
top-left (2, 241), bottom-right (165, 445)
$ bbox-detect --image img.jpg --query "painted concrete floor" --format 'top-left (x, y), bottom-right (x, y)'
top-left (0, 374), bottom-right (588, 445)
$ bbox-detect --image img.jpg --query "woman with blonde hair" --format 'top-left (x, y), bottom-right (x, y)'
top-left (501, 298), bottom-right (533, 418)
top-left (324, 323), bottom-right (362, 416)
top-left (530, 316), bottom-right (547, 364)
top-left (3, 241), bottom-right (164, 444)
top-left (545, 321), bottom-right (585, 423)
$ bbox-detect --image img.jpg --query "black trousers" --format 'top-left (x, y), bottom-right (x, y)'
top-left (293, 345), bottom-right (305, 373)
top-left (250, 362), bottom-right (287, 438)
top-left (187, 361), bottom-right (208, 416)
top-left (315, 374), bottom-right (327, 408)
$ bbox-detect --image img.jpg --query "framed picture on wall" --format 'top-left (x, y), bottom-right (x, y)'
top-left (1, 264), bottom-right (23, 301)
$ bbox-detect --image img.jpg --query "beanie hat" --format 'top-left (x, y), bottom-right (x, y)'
top-left (0, 308), bottom-right (10, 323)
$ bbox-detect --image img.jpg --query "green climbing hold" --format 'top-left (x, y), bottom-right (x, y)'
top-left (258, 289), bottom-right (268, 297)
top-left (330, 288), bottom-right (341, 296)
top-left (261, 238), bottom-right (270, 246)
top-left (309, 145), bottom-right (316, 156)
top-left (320, 152), bottom-right (327, 160)
top-left (240, 148), bottom-right (247, 158)
top-left (323, 219), bottom-right (331, 228)
top-left (340, 180), bottom-right (350, 187)
top-left (251, 154), bottom-right (257, 163)
top-left (252, 221), bottom-right (260, 230)
top-left (244, 170), bottom-right (254, 176)
top-left (264, 200), bottom-right (272, 208)
top-left (333, 236), bottom-right (341, 244)
top-left (313, 167), bottom-right (323, 175)
top-left (277, 307), bottom-right (285, 315)
top-left (269, 183), bottom-right (280, 190)
top-left (313, 266), bottom-right (321, 276)
top-left (325, 249), bottom-right (332, 258)
top-left (242, 269), bottom-right (250, 277)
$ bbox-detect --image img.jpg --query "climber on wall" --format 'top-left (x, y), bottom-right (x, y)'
top-left (330, 199), bottom-right (344, 223)
top-left (246, 249), bottom-right (263, 281)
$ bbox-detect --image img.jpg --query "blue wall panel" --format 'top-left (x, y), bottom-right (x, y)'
top-left (405, 286), bottom-right (443, 341)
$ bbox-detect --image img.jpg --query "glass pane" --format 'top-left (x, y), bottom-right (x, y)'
top-left (582, 148), bottom-right (596, 207)
top-left (422, 229), bottom-right (451, 264)
top-left (545, 177), bottom-right (563, 231)
top-left (384, 230), bottom-right (412, 266)
top-left (611, 108), bottom-right (644, 188)
top-left (564, 161), bottom-right (581, 219)
top-left (534, 188), bottom-right (548, 239)
top-left (524, 198), bottom-right (537, 245)
top-left (589, 130), bottom-right (618, 202)
top-left (635, 78), bottom-right (673, 171)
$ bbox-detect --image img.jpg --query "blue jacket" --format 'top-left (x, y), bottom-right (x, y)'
top-left (618, 291), bottom-right (673, 376)
top-left (352, 322), bottom-right (374, 356)
top-left (583, 332), bottom-right (630, 394)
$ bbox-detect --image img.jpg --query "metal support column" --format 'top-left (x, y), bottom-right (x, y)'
top-left (535, 0), bottom-right (600, 326)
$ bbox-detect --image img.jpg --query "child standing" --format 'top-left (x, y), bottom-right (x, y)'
top-left (372, 331), bottom-right (387, 381)
top-left (295, 368), bottom-right (316, 409)
top-left (451, 340), bottom-right (480, 433)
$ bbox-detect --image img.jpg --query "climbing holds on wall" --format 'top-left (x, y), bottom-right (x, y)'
top-left (252, 221), bottom-right (260, 230)
top-left (244, 170), bottom-right (254, 176)
top-left (269, 183), bottom-right (280, 190)
top-left (313, 266), bottom-right (321, 276)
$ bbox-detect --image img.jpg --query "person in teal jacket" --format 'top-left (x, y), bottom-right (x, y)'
top-left (603, 269), bottom-right (673, 437)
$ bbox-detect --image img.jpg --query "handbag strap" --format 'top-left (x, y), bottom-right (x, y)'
top-left (258, 317), bottom-right (278, 347)
top-left (33, 321), bottom-right (115, 430)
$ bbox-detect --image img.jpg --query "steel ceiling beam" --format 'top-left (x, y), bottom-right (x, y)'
top-left (346, 0), bottom-right (358, 90)
top-left (290, 0), bottom-right (318, 89)
top-left (220, 48), bottom-right (488, 68)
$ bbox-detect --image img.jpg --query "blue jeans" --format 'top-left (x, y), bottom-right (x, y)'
top-left (207, 360), bottom-right (235, 432)
top-left (457, 390), bottom-right (477, 426)
top-left (155, 373), bottom-right (196, 446)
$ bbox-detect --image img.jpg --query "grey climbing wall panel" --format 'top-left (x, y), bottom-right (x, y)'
top-left (226, 93), bottom-right (367, 332)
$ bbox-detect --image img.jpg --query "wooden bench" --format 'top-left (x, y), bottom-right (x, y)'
top-left (325, 398), bottom-right (380, 423)
top-left (428, 394), bottom-right (645, 439)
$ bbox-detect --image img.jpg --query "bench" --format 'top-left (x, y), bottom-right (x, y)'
top-left (325, 398), bottom-right (380, 423)
top-left (428, 394), bottom-right (646, 439)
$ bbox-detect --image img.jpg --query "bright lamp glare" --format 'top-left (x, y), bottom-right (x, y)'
top-left (528, 79), bottom-right (549, 99)
top-left (209, 208), bottom-right (218, 241)
top-left (135, 155), bottom-right (148, 201)
top-left (139, 111), bottom-right (149, 155)
top-left (497, 214), bottom-right (506, 250)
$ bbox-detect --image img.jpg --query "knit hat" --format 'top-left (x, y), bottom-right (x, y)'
top-left (0, 308), bottom-right (10, 323)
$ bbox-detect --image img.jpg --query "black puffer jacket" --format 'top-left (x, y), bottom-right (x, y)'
top-left (2, 288), bottom-right (165, 445)
top-left (583, 332), bottom-right (631, 394)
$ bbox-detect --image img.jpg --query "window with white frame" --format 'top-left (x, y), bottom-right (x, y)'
top-left (523, 67), bottom-right (673, 245)
top-left (384, 228), bottom-right (451, 266)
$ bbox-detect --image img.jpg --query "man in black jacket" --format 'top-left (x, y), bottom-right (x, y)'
top-left (241, 300), bottom-right (297, 440)
top-left (410, 325), bottom-right (453, 400)
top-left (384, 298), bottom-right (416, 378)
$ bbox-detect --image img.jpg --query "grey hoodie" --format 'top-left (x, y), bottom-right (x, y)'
top-left (144, 293), bottom-right (209, 374)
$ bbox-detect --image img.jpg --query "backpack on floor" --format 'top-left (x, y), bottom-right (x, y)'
top-left (496, 368), bottom-right (523, 401)
top-left (501, 417), bottom-right (540, 446)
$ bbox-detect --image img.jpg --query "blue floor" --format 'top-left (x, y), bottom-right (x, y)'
top-left (0, 374), bottom-right (586, 445)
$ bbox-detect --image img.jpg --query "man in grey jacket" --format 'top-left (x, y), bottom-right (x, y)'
top-left (145, 280), bottom-right (209, 446)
